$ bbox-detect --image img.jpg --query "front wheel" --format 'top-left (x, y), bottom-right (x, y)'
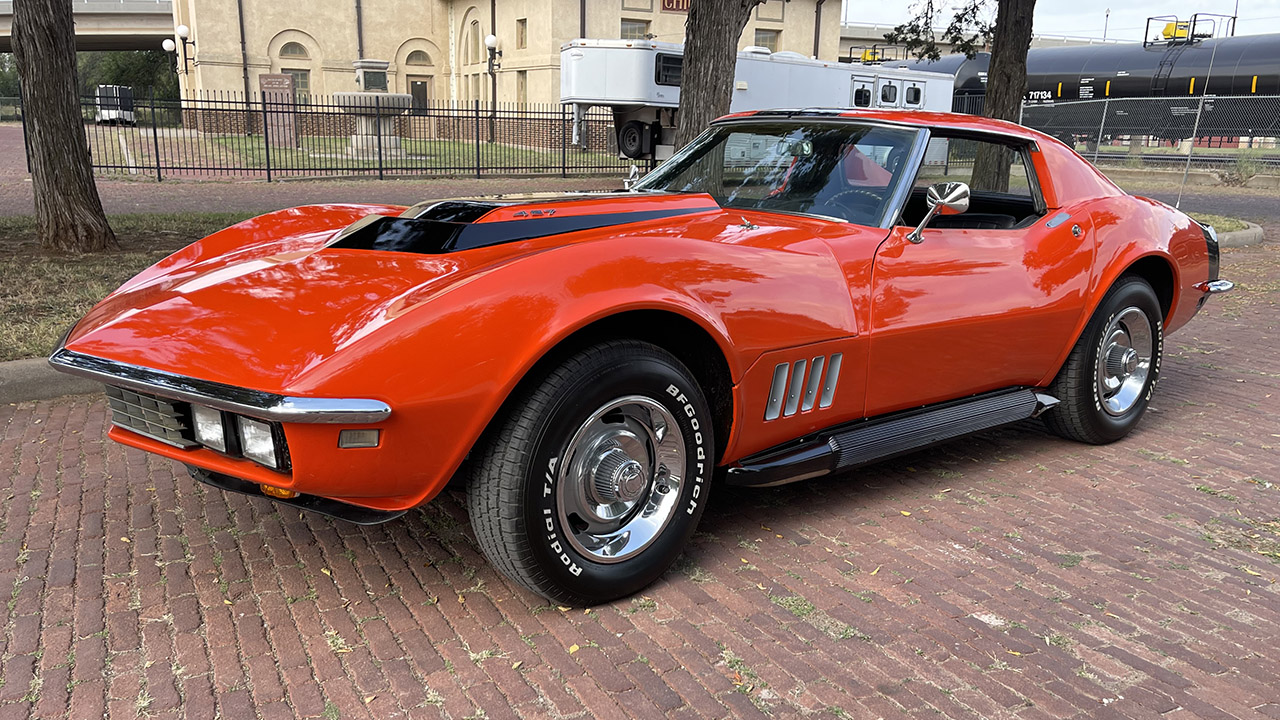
top-left (466, 340), bottom-right (714, 605)
top-left (1044, 275), bottom-right (1163, 444)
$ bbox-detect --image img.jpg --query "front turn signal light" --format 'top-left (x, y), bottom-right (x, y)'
top-left (260, 484), bottom-right (298, 499)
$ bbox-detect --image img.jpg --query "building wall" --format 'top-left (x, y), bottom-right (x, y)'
top-left (172, 0), bottom-right (842, 104)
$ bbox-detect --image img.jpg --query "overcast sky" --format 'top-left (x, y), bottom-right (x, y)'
top-left (840, 0), bottom-right (1280, 43)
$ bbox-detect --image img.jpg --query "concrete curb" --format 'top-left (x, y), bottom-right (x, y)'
top-left (1218, 221), bottom-right (1265, 248)
top-left (1101, 167), bottom-right (1224, 187)
top-left (0, 357), bottom-right (101, 405)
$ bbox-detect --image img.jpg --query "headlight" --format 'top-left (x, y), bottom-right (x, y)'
top-left (238, 418), bottom-right (279, 469)
top-left (192, 404), bottom-right (227, 452)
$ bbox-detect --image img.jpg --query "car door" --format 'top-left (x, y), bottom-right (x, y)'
top-left (864, 136), bottom-right (1094, 417)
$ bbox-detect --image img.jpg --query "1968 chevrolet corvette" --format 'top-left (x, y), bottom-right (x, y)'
top-left (51, 110), bottom-right (1232, 604)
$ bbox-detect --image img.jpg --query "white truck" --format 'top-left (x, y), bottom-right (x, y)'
top-left (560, 38), bottom-right (955, 160)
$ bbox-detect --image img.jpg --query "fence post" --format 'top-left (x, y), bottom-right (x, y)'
top-left (150, 95), bottom-right (163, 182)
top-left (261, 94), bottom-right (273, 182)
top-left (474, 99), bottom-right (482, 178)
top-left (375, 94), bottom-right (385, 180)
top-left (1092, 97), bottom-right (1109, 164)
top-left (561, 103), bottom-right (568, 178)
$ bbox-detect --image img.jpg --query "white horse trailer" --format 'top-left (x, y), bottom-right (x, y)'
top-left (560, 39), bottom-right (955, 160)
top-left (94, 85), bottom-right (136, 126)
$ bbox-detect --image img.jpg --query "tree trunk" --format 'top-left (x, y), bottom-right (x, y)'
top-left (970, 0), bottom-right (1036, 193)
top-left (12, 0), bottom-right (116, 253)
top-left (674, 0), bottom-right (764, 148)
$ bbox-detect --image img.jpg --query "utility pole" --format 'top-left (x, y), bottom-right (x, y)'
top-left (1103, 8), bottom-right (1110, 41)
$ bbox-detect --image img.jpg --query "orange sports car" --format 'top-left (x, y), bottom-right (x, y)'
top-left (51, 110), bottom-right (1232, 604)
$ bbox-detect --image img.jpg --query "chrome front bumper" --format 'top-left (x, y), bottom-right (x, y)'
top-left (48, 348), bottom-right (391, 424)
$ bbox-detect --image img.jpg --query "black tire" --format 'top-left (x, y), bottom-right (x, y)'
top-left (466, 340), bottom-right (714, 605)
top-left (618, 121), bottom-right (647, 159)
top-left (1044, 275), bottom-right (1163, 444)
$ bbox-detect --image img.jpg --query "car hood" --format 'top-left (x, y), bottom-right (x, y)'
top-left (63, 193), bottom-right (723, 393)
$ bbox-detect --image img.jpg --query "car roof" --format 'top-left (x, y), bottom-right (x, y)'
top-left (716, 108), bottom-right (1044, 143)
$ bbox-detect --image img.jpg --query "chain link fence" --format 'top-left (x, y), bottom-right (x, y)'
top-left (13, 92), bottom-right (637, 181)
top-left (1018, 95), bottom-right (1280, 179)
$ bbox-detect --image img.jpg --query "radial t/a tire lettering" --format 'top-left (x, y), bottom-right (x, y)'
top-left (466, 340), bottom-right (714, 605)
top-left (1044, 275), bottom-right (1163, 444)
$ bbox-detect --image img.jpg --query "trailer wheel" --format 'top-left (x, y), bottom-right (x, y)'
top-left (618, 121), bottom-right (647, 159)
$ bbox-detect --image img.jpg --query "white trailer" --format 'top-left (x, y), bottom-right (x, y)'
top-left (94, 85), bottom-right (136, 126)
top-left (560, 39), bottom-right (955, 160)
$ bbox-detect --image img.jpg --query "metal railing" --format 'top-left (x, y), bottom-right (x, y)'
top-left (15, 90), bottom-right (1280, 184)
top-left (55, 92), bottom-right (635, 181)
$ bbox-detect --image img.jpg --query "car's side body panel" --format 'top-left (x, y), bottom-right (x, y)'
top-left (865, 216), bottom-right (1095, 416)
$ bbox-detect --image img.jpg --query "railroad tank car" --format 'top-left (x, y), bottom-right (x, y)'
top-left (884, 32), bottom-right (1280, 139)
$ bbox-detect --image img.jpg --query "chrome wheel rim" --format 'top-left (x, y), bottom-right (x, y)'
top-left (556, 396), bottom-right (685, 563)
top-left (1095, 307), bottom-right (1153, 416)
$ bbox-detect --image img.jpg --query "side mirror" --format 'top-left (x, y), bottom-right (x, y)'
top-left (624, 165), bottom-right (642, 191)
top-left (907, 181), bottom-right (969, 244)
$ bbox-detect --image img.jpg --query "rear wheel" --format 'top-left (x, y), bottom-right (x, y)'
top-left (1044, 275), bottom-right (1163, 444)
top-left (466, 340), bottom-right (714, 605)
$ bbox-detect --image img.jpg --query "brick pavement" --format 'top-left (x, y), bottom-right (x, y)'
top-left (1, 240), bottom-right (1279, 719)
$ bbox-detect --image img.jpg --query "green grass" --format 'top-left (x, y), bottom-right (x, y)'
top-left (1189, 213), bottom-right (1248, 233)
top-left (0, 212), bottom-right (254, 361)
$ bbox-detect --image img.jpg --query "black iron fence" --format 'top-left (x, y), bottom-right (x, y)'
top-left (11, 90), bottom-right (1280, 182)
top-left (0, 97), bottom-right (21, 123)
top-left (58, 92), bottom-right (635, 181)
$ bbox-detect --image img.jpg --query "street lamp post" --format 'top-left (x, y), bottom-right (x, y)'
top-left (162, 25), bottom-right (196, 74)
top-left (484, 33), bottom-right (501, 143)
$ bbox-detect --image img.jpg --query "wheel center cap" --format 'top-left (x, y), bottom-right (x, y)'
top-left (1122, 348), bottom-right (1139, 374)
top-left (615, 462), bottom-right (646, 502)
top-left (1105, 345), bottom-right (1140, 378)
top-left (592, 448), bottom-right (647, 504)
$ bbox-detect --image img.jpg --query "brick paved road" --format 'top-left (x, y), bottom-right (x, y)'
top-left (2, 241), bottom-right (1279, 720)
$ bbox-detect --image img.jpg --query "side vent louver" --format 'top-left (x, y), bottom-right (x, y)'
top-left (765, 353), bottom-right (843, 420)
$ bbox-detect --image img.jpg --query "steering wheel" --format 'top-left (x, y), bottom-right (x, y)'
top-left (827, 189), bottom-right (884, 216)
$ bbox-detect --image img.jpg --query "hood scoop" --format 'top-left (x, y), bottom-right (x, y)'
top-left (328, 195), bottom-right (718, 255)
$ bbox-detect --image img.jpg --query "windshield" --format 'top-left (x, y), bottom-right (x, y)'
top-left (635, 121), bottom-right (920, 226)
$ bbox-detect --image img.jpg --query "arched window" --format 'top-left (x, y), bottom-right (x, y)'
top-left (468, 20), bottom-right (481, 64)
top-left (406, 50), bottom-right (431, 66)
top-left (280, 42), bottom-right (309, 59)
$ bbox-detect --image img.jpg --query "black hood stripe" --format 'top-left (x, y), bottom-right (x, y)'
top-left (330, 206), bottom-right (718, 255)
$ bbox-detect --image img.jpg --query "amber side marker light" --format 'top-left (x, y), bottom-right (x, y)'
top-left (260, 484), bottom-right (298, 499)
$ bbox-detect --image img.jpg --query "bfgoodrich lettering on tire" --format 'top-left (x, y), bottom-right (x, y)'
top-left (1044, 275), bottom-right (1163, 444)
top-left (466, 340), bottom-right (714, 605)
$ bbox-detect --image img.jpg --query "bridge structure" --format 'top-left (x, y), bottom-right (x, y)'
top-left (0, 0), bottom-right (174, 53)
